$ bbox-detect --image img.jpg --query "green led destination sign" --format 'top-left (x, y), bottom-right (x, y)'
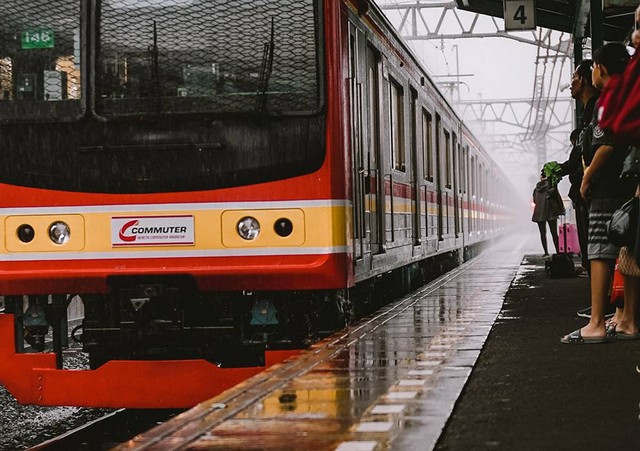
top-left (21, 28), bottom-right (55, 49)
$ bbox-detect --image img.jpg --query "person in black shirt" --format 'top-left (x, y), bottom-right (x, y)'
top-left (559, 59), bottom-right (600, 279)
top-left (559, 129), bottom-right (589, 273)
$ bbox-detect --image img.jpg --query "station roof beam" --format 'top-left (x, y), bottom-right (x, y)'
top-left (455, 0), bottom-right (637, 43)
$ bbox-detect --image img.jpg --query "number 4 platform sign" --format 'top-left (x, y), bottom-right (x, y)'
top-left (504, 0), bottom-right (536, 31)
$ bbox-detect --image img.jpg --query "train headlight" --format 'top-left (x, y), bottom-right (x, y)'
top-left (237, 217), bottom-right (260, 240)
top-left (274, 218), bottom-right (293, 237)
top-left (49, 221), bottom-right (71, 245)
top-left (17, 224), bottom-right (35, 243)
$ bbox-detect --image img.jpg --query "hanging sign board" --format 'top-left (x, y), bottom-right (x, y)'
top-left (21, 28), bottom-right (55, 49)
top-left (504, 0), bottom-right (537, 31)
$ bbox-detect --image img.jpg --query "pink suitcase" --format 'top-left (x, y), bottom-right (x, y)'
top-left (558, 223), bottom-right (580, 254)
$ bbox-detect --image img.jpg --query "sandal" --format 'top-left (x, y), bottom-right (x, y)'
top-left (561, 328), bottom-right (608, 344)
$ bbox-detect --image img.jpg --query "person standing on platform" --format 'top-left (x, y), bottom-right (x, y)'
top-left (532, 171), bottom-right (565, 257)
top-left (608, 5), bottom-right (640, 341)
top-left (558, 129), bottom-right (587, 271)
top-left (562, 59), bottom-right (600, 280)
top-left (561, 42), bottom-right (634, 344)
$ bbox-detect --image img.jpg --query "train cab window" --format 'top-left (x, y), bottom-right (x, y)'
top-left (389, 78), bottom-right (405, 172)
top-left (0, 0), bottom-right (82, 120)
top-left (444, 130), bottom-right (451, 188)
top-left (422, 109), bottom-right (433, 181)
top-left (96, 0), bottom-right (322, 117)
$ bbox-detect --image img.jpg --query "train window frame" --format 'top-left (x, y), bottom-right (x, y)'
top-left (421, 107), bottom-right (434, 183)
top-left (470, 154), bottom-right (477, 198)
top-left (388, 75), bottom-right (405, 173)
top-left (461, 144), bottom-right (469, 194)
top-left (90, 0), bottom-right (326, 121)
top-left (479, 162), bottom-right (484, 201)
top-left (366, 42), bottom-right (382, 173)
top-left (443, 128), bottom-right (452, 189)
top-left (452, 131), bottom-right (458, 192)
top-left (0, 0), bottom-right (87, 124)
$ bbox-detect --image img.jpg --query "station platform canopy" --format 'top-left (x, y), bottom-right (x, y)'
top-left (455, 0), bottom-right (637, 42)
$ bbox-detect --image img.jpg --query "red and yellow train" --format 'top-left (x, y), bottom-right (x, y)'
top-left (0, 0), bottom-right (517, 408)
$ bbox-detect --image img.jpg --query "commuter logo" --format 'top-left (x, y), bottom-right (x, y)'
top-left (111, 215), bottom-right (195, 247)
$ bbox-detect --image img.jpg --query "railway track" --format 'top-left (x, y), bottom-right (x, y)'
top-left (29, 409), bottom-right (183, 450)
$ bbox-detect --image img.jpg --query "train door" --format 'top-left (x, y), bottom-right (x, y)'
top-left (366, 44), bottom-right (384, 256)
top-left (410, 87), bottom-right (420, 246)
top-left (421, 109), bottom-right (434, 240)
top-left (435, 114), bottom-right (443, 241)
top-left (348, 23), bottom-right (365, 261)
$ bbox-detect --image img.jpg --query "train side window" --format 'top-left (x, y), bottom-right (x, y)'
top-left (389, 78), bottom-right (405, 172)
top-left (452, 132), bottom-right (458, 189)
top-left (461, 145), bottom-right (469, 193)
top-left (444, 129), bottom-right (451, 188)
top-left (367, 45), bottom-right (381, 168)
top-left (479, 163), bottom-right (484, 200)
top-left (470, 155), bottom-right (476, 198)
top-left (422, 109), bottom-right (433, 182)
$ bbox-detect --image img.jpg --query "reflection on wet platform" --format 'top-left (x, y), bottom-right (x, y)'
top-left (118, 241), bottom-right (526, 450)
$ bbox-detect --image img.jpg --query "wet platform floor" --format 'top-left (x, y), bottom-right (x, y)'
top-left (436, 252), bottom-right (640, 450)
top-left (116, 237), bottom-right (529, 451)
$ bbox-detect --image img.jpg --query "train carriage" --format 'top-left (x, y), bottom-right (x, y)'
top-left (0, 0), bottom-right (517, 408)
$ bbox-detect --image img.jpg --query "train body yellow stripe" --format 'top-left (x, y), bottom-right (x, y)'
top-left (1, 201), bottom-right (348, 259)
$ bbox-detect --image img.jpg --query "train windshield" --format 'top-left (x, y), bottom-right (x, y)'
top-left (97, 0), bottom-right (322, 117)
top-left (0, 0), bottom-right (83, 120)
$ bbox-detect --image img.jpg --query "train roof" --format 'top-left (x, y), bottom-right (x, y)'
top-left (363, 0), bottom-right (492, 157)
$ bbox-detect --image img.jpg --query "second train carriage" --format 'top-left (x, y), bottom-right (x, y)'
top-left (0, 0), bottom-right (517, 408)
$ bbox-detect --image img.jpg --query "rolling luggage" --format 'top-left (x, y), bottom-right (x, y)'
top-left (545, 214), bottom-right (576, 278)
top-left (558, 223), bottom-right (580, 254)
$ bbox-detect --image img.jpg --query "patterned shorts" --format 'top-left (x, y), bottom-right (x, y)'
top-left (587, 197), bottom-right (627, 261)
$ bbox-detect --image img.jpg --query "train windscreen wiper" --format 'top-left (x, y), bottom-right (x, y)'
top-left (256, 18), bottom-right (275, 113)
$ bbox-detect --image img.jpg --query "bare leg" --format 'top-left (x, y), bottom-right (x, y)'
top-left (537, 222), bottom-right (548, 255)
top-left (548, 219), bottom-right (559, 254)
top-left (562, 259), bottom-right (615, 341)
top-left (617, 274), bottom-right (639, 335)
top-left (579, 259), bottom-right (613, 338)
top-left (609, 307), bottom-right (624, 327)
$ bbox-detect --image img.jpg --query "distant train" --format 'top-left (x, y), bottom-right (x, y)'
top-left (0, 0), bottom-right (517, 408)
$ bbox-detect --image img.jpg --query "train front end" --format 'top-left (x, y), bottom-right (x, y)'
top-left (0, 0), bottom-right (350, 407)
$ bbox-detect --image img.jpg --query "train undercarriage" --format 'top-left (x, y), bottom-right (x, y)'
top-left (4, 279), bottom-right (354, 371)
top-left (0, 248), bottom-right (472, 408)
